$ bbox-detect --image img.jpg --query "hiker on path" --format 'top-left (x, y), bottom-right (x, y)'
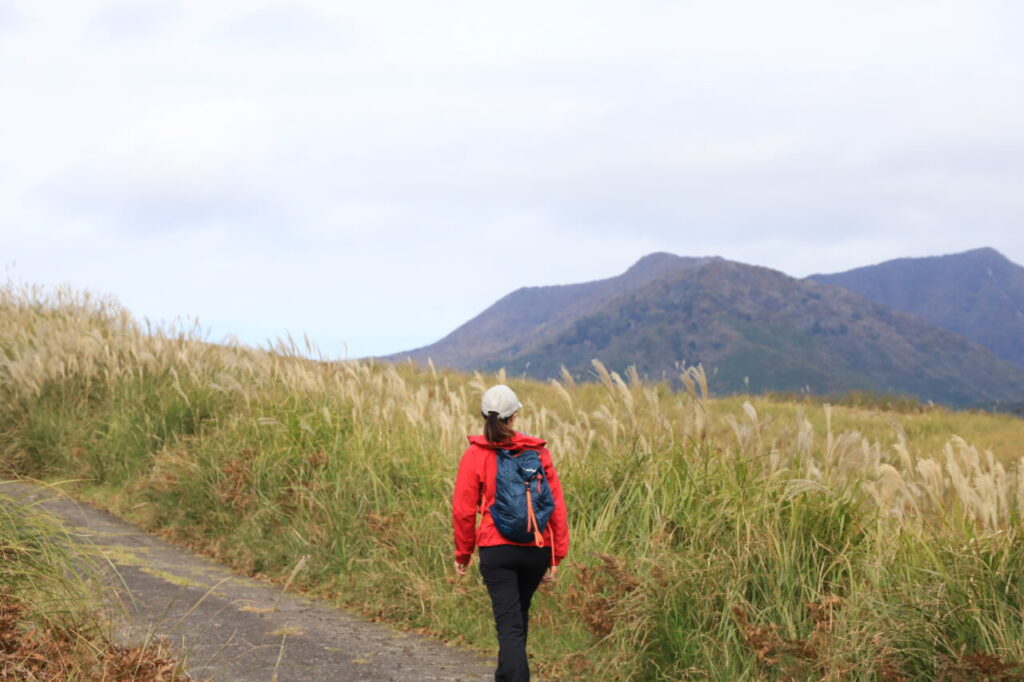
top-left (452, 384), bottom-right (570, 682)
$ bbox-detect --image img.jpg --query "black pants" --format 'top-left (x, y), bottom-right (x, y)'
top-left (478, 545), bottom-right (551, 682)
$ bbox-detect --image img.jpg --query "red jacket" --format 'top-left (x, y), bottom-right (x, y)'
top-left (452, 432), bottom-right (570, 567)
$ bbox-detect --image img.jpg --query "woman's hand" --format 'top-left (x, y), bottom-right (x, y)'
top-left (454, 561), bottom-right (468, 577)
top-left (542, 565), bottom-right (558, 583)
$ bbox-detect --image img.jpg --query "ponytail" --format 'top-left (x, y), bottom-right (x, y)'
top-left (484, 410), bottom-right (516, 444)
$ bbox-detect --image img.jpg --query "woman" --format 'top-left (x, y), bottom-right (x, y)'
top-left (452, 384), bottom-right (569, 682)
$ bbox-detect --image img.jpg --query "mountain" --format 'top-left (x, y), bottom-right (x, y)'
top-left (493, 261), bottom-right (1024, 405)
top-left (808, 248), bottom-right (1024, 369)
top-left (390, 256), bottom-right (1024, 406)
top-left (390, 253), bottom-right (720, 369)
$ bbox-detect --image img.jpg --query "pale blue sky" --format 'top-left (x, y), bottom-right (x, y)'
top-left (3, 1), bottom-right (1023, 357)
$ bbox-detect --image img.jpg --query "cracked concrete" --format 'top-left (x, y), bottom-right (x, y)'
top-left (2, 480), bottom-right (493, 682)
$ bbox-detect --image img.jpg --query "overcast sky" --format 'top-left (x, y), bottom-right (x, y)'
top-left (3, 1), bottom-right (1023, 358)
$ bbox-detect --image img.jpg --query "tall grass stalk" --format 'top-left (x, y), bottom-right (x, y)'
top-left (2, 283), bottom-right (1024, 679)
top-left (0, 483), bottom-right (186, 678)
top-left (0, 485), bottom-right (104, 629)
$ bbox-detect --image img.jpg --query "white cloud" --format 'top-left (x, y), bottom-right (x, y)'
top-left (208, 3), bottom-right (342, 52)
top-left (87, 0), bottom-right (181, 41)
top-left (1, 0), bottom-right (1023, 356)
top-left (43, 99), bottom-right (279, 228)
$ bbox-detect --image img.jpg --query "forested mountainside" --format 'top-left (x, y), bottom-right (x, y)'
top-left (809, 247), bottom-right (1024, 369)
top-left (390, 253), bottom-right (1024, 406)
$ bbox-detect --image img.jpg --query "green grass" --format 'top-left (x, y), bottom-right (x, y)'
top-left (0, 485), bottom-right (103, 627)
top-left (0, 483), bottom-right (186, 678)
top-left (2, 283), bottom-right (1024, 679)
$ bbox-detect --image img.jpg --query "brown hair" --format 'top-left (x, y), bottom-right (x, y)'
top-left (483, 411), bottom-right (516, 444)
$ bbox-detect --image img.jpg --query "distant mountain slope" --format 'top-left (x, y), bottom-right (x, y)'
top-left (388, 253), bottom-right (720, 368)
top-left (494, 260), bottom-right (1024, 405)
top-left (809, 248), bottom-right (1024, 368)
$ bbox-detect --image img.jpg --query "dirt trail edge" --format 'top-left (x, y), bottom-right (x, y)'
top-left (2, 480), bottom-right (493, 682)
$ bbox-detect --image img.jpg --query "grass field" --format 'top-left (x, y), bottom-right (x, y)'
top-left (0, 483), bottom-right (185, 679)
top-left (3, 283), bottom-right (1024, 680)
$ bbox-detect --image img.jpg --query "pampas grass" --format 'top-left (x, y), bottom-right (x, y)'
top-left (3, 283), bottom-right (1024, 679)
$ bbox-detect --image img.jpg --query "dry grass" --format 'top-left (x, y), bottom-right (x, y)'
top-left (0, 482), bottom-right (188, 680)
top-left (0, 592), bottom-right (185, 681)
top-left (3, 282), bottom-right (1024, 680)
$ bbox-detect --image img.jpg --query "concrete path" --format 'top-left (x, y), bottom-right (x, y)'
top-left (2, 480), bottom-right (493, 682)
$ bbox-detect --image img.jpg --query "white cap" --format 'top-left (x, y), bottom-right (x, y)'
top-left (481, 384), bottom-right (522, 419)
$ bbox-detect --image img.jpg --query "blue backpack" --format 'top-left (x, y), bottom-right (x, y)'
top-left (490, 449), bottom-right (555, 545)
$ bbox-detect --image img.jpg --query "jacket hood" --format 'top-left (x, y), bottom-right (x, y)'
top-left (467, 432), bottom-right (547, 450)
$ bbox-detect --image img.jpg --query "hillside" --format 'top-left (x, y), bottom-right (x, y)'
top-left (6, 283), bottom-right (1024, 679)
top-left (809, 247), bottom-right (1024, 368)
top-left (386, 252), bottom-right (720, 368)
top-left (393, 255), bottom-right (1024, 406)
top-left (500, 261), bottom-right (1024, 405)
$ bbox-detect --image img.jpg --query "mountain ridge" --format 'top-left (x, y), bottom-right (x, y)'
top-left (388, 253), bottom-right (721, 368)
top-left (808, 247), bottom-right (1024, 368)
top-left (387, 248), bottom-right (1024, 406)
top-left (490, 259), bottom-right (1024, 404)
